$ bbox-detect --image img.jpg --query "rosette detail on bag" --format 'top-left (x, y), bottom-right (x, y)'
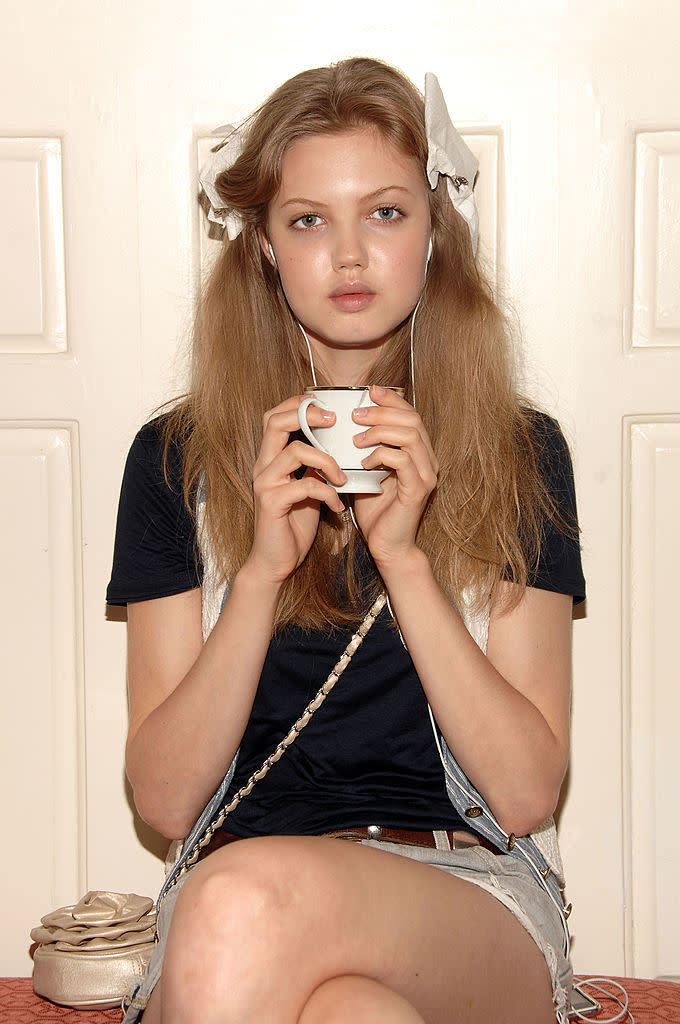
top-left (30, 890), bottom-right (156, 1010)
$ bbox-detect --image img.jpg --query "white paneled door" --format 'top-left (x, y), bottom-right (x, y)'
top-left (1, 0), bottom-right (678, 981)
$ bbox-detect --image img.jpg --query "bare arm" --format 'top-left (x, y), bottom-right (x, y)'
top-left (124, 398), bottom-right (346, 840)
top-left (125, 567), bottom-right (282, 839)
top-left (353, 387), bottom-right (573, 837)
top-left (378, 552), bottom-right (572, 837)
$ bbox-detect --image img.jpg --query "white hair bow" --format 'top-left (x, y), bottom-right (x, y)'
top-left (198, 125), bottom-right (246, 241)
top-left (198, 74), bottom-right (479, 252)
top-left (424, 73), bottom-right (479, 254)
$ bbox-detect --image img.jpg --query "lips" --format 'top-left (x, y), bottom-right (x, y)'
top-left (329, 282), bottom-right (376, 312)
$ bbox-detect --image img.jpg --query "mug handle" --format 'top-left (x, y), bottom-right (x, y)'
top-left (297, 395), bottom-right (330, 454)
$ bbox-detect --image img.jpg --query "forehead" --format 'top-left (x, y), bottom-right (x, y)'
top-left (275, 127), bottom-right (426, 202)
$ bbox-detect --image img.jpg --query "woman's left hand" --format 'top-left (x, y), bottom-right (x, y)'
top-left (352, 385), bottom-right (438, 568)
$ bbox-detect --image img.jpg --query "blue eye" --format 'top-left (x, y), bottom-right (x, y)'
top-left (371, 206), bottom-right (400, 221)
top-left (293, 213), bottom-right (323, 229)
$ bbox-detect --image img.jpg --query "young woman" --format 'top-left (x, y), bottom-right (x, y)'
top-left (108, 57), bottom-right (585, 1024)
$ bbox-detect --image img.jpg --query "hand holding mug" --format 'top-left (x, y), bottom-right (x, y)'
top-left (349, 385), bottom-right (439, 569)
top-left (246, 396), bottom-right (346, 587)
top-left (297, 386), bottom-right (405, 494)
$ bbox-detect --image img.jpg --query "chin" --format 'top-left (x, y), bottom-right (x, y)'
top-left (314, 321), bottom-right (405, 349)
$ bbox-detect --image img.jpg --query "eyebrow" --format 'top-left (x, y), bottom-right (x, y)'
top-left (279, 185), bottom-right (414, 209)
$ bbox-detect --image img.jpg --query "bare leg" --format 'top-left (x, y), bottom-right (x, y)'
top-left (143, 973), bottom-right (426, 1024)
top-left (141, 984), bottom-right (160, 1024)
top-left (159, 837), bottom-right (556, 1024)
top-left (299, 975), bottom-right (426, 1024)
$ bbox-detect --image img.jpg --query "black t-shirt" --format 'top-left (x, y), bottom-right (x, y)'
top-left (107, 414), bottom-right (585, 835)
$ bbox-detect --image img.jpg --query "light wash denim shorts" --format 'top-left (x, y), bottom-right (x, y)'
top-left (124, 837), bottom-right (572, 1023)
top-left (360, 838), bottom-right (572, 1024)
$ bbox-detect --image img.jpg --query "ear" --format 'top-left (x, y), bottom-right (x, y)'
top-left (257, 226), bottom-right (276, 267)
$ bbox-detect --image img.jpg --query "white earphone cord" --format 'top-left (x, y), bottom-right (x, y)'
top-left (571, 978), bottom-right (634, 1024)
top-left (297, 302), bottom-right (419, 405)
top-left (296, 321), bottom-right (318, 387)
top-left (409, 296), bottom-right (421, 409)
top-left (296, 267), bottom-right (422, 646)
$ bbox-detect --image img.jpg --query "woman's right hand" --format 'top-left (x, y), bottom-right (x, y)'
top-left (244, 396), bottom-right (347, 586)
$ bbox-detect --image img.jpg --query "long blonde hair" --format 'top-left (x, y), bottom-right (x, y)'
top-left (164, 57), bottom-right (562, 629)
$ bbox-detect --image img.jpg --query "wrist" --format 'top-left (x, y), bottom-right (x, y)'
top-left (233, 559), bottom-right (285, 604)
top-left (373, 545), bottom-right (431, 586)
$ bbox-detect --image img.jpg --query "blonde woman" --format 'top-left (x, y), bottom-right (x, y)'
top-left (108, 58), bottom-right (585, 1024)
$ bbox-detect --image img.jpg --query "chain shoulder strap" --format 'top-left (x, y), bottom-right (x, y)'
top-left (161, 591), bottom-right (387, 901)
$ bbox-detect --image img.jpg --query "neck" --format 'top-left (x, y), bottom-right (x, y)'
top-left (306, 336), bottom-right (388, 386)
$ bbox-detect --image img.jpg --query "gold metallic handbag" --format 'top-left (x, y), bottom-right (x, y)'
top-left (30, 890), bottom-right (156, 1010)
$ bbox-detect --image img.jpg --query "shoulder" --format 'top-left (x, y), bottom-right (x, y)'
top-left (106, 411), bottom-right (201, 606)
top-left (117, 412), bottom-right (197, 520)
top-left (522, 408), bottom-right (577, 495)
top-left (125, 414), bottom-right (184, 484)
top-left (117, 411), bottom-right (196, 541)
top-left (522, 409), bottom-right (585, 603)
top-left (523, 408), bottom-right (570, 458)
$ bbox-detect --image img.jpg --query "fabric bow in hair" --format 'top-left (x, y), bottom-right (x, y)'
top-left (424, 73), bottom-right (479, 254)
top-left (199, 75), bottom-right (479, 253)
top-left (198, 125), bottom-right (246, 240)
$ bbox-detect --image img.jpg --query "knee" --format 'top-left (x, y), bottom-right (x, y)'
top-left (170, 836), bottom-right (314, 961)
top-left (161, 842), bottom-right (307, 1017)
top-left (299, 976), bottom-right (427, 1024)
top-left (172, 839), bottom-right (293, 952)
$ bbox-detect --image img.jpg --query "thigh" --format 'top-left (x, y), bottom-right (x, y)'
top-left (141, 984), bottom-right (160, 1024)
top-left (164, 835), bottom-right (556, 1024)
top-left (299, 975), bottom-right (426, 1024)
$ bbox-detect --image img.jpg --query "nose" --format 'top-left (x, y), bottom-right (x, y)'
top-left (332, 226), bottom-right (367, 271)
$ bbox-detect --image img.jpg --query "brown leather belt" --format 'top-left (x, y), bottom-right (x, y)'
top-left (196, 826), bottom-right (502, 864)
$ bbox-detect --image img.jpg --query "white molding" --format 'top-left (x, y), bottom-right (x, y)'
top-left (0, 138), bottom-right (67, 354)
top-left (0, 422), bottom-right (85, 972)
top-left (631, 131), bottom-right (680, 349)
top-left (622, 415), bottom-right (680, 978)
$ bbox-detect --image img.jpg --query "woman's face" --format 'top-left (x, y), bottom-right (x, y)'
top-left (262, 128), bottom-right (431, 371)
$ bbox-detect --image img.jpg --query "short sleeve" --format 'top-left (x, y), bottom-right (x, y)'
top-left (525, 412), bottom-right (586, 604)
top-left (106, 419), bottom-right (202, 605)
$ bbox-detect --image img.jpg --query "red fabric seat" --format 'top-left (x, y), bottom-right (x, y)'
top-left (573, 976), bottom-right (680, 1022)
top-left (0, 978), bottom-right (123, 1022)
top-left (1, 975), bottom-right (679, 1022)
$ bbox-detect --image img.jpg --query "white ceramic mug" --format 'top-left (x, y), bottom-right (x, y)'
top-left (297, 386), bottom-right (405, 493)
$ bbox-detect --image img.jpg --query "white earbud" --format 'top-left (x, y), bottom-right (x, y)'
top-left (268, 241), bottom-right (278, 268)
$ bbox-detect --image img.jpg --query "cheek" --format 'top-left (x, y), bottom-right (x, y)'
top-left (275, 257), bottom-right (326, 323)
top-left (392, 249), bottom-right (427, 302)
top-left (282, 247), bottom-right (326, 283)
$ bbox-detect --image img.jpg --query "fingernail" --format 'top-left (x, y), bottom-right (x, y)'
top-left (353, 431), bottom-right (366, 443)
top-left (321, 410), bottom-right (334, 420)
top-left (372, 385), bottom-right (386, 396)
top-left (353, 407), bottom-right (368, 419)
